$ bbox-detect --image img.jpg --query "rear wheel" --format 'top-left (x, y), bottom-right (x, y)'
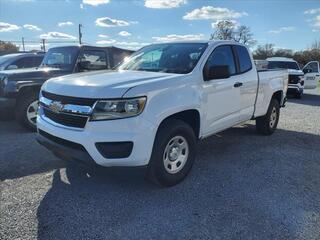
top-left (147, 119), bottom-right (197, 187)
top-left (256, 99), bottom-right (280, 135)
top-left (15, 91), bottom-right (39, 131)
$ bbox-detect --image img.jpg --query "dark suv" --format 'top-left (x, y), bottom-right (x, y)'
top-left (0, 45), bottom-right (133, 130)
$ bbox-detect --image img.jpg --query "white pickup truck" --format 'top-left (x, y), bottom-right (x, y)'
top-left (37, 41), bottom-right (288, 186)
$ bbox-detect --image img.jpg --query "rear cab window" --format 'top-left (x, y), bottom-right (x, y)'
top-left (234, 45), bottom-right (252, 73)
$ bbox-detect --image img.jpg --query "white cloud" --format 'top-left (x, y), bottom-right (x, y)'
top-left (313, 15), bottom-right (320, 28)
top-left (95, 17), bottom-right (131, 27)
top-left (96, 39), bottom-right (116, 45)
top-left (304, 8), bottom-right (320, 14)
top-left (145, 0), bottom-right (187, 9)
top-left (152, 34), bottom-right (205, 42)
top-left (23, 24), bottom-right (41, 31)
top-left (58, 21), bottom-right (74, 27)
top-left (183, 6), bottom-right (248, 20)
top-left (82, 0), bottom-right (110, 6)
top-left (0, 22), bottom-right (20, 32)
top-left (40, 32), bottom-right (77, 40)
top-left (268, 26), bottom-right (295, 34)
top-left (119, 31), bottom-right (131, 37)
top-left (98, 34), bottom-right (109, 38)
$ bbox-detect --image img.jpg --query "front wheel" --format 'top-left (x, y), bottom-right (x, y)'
top-left (256, 99), bottom-right (280, 135)
top-left (15, 91), bottom-right (39, 131)
top-left (147, 119), bottom-right (197, 187)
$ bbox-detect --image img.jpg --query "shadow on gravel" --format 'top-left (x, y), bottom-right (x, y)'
top-left (0, 121), bottom-right (66, 180)
top-left (36, 125), bottom-right (320, 240)
top-left (287, 93), bottom-right (320, 107)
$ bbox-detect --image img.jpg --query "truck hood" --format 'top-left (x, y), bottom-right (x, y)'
top-left (1, 67), bottom-right (69, 82)
top-left (288, 69), bottom-right (304, 75)
top-left (42, 70), bottom-right (179, 98)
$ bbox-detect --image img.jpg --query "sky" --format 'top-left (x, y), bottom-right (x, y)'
top-left (0, 0), bottom-right (319, 51)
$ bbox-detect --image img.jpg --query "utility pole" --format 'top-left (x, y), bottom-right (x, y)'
top-left (22, 37), bottom-right (25, 52)
top-left (78, 24), bottom-right (83, 45)
top-left (41, 39), bottom-right (46, 52)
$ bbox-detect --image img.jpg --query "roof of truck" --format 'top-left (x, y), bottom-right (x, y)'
top-left (266, 57), bottom-right (296, 62)
top-left (48, 45), bottom-right (134, 52)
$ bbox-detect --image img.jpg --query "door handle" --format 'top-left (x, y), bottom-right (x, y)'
top-left (234, 82), bottom-right (243, 88)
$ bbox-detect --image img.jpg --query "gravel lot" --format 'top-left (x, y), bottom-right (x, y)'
top-left (1, 89), bottom-right (320, 240)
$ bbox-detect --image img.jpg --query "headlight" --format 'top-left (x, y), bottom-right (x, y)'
top-left (91, 97), bottom-right (147, 120)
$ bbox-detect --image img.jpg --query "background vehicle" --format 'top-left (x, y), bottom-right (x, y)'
top-left (267, 57), bottom-right (304, 98)
top-left (37, 41), bottom-right (288, 186)
top-left (0, 45), bottom-right (133, 130)
top-left (0, 52), bottom-right (44, 71)
top-left (302, 61), bottom-right (320, 89)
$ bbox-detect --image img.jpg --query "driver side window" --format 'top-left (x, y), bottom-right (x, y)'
top-left (204, 45), bottom-right (236, 81)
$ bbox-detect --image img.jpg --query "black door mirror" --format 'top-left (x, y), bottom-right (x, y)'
top-left (78, 61), bottom-right (91, 71)
top-left (204, 65), bottom-right (230, 81)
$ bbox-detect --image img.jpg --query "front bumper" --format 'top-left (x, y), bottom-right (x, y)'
top-left (0, 97), bottom-right (16, 109)
top-left (287, 84), bottom-right (303, 95)
top-left (36, 111), bottom-right (157, 167)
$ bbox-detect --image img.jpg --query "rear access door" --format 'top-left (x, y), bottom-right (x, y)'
top-left (303, 61), bottom-right (320, 89)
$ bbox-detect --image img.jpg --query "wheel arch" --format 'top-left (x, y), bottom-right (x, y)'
top-left (157, 109), bottom-right (201, 139)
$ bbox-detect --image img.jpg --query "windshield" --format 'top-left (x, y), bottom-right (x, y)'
top-left (119, 43), bottom-right (208, 74)
top-left (41, 47), bottom-right (79, 70)
top-left (268, 61), bottom-right (300, 70)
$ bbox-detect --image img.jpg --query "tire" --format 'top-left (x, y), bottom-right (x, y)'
top-left (147, 119), bottom-right (197, 187)
top-left (15, 91), bottom-right (39, 131)
top-left (295, 92), bottom-right (302, 99)
top-left (256, 99), bottom-right (280, 135)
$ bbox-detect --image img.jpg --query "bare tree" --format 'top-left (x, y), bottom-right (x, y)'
top-left (210, 20), bottom-right (235, 41)
top-left (210, 20), bottom-right (256, 47)
top-left (234, 25), bottom-right (256, 46)
top-left (253, 44), bottom-right (275, 59)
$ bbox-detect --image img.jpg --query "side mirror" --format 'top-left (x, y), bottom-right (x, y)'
top-left (7, 65), bottom-right (18, 70)
top-left (303, 68), bottom-right (312, 74)
top-left (78, 61), bottom-right (91, 71)
top-left (204, 65), bottom-right (230, 81)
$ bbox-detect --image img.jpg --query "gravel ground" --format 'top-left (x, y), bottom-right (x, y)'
top-left (1, 89), bottom-right (320, 240)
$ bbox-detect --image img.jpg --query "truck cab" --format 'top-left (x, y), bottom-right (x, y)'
top-left (267, 57), bottom-right (304, 98)
top-left (0, 45), bottom-right (133, 130)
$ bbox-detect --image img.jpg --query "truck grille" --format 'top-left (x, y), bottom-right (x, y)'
top-left (43, 108), bottom-right (88, 128)
top-left (288, 75), bottom-right (301, 84)
top-left (41, 91), bottom-right (96, 129)
top-left (42, 91), bottom-right (97, 107)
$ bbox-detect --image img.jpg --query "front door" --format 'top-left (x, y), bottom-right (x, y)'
top-left (202, 45), bottom-right (241, 136)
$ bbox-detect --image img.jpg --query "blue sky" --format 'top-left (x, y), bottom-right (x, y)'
top-left (0, 0), bottom-right (319, 51)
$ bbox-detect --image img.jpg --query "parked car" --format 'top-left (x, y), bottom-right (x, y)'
top-left (0, 45), bottom-right (133, 130)
top-left (267, 57), bottom-right (304, 98)
top-left (302, 61), bottom-right (320, 89)
top-left (0, 52), bottom-right (44, 71)
top-left (37, 41), bottom-right (288, 186)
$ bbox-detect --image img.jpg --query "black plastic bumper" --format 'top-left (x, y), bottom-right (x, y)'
top-left (287, 87), bottom-right (303, 95)
top-left (0, 97), bottom-right (16, 109)
top-left (36, 130), bottom-right (97, 166)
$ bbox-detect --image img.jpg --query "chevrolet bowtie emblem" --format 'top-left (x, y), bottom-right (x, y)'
top-left (49, 101), bottom-right (64, 113)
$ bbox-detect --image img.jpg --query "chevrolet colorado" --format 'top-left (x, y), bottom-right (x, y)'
top-left (0, 45), bottom-right (133, 130)
top-left (37, 41), bottom-right (288, 186)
